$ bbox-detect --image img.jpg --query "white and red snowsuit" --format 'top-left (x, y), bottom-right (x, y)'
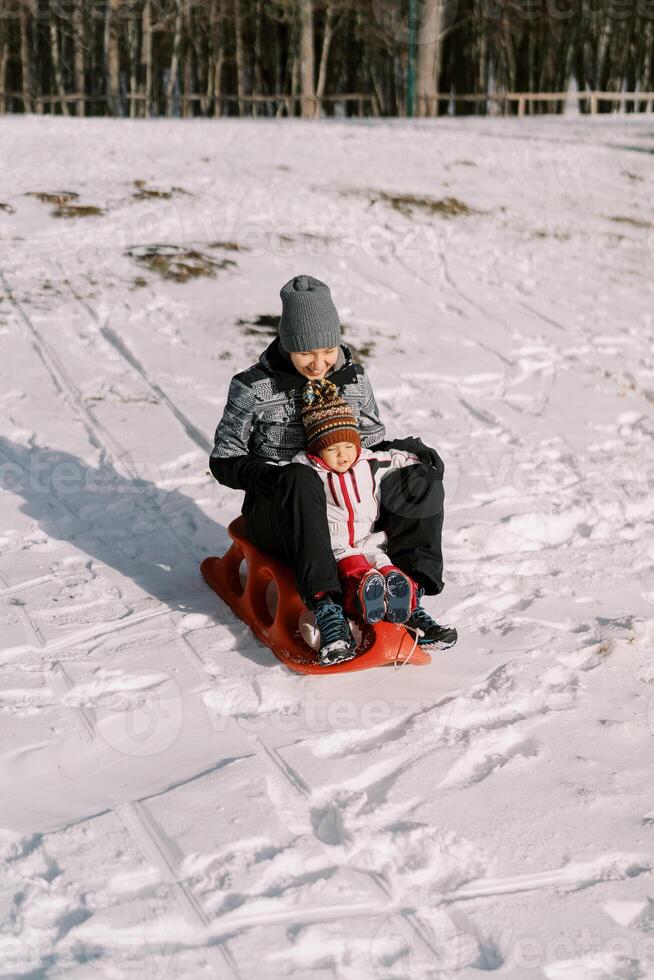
top-left (291, 446), bottom-right (420, 618)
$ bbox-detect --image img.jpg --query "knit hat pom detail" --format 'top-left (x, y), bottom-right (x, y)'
top-left (302, 378), bottom-right (338, 407)
top-left (300, 378), bottom-right (360, 454)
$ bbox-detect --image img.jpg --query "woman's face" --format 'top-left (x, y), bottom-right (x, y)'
top-left (289, 347), bottom-right (339, 379)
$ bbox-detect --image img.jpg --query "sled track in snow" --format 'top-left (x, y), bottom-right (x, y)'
top-left (49, 659), bottom-right (97, 743)
top-left (56, 263), bottom-right (213, 456)
top-left (0, 571), bottom-right (58, 600)
top-left (3, 605), bottom-right (172, 662)
top-left (1, 570), bottom-right (47, 651)
top-left (181, 631), bottom-right (470, 969)
top-left (0, 268), bottom-right (203, 565)
top-left (0, 262), bottom-right (512, 966)
top-left (116, 799), bottom-right (241, 979)
top-left (349, 244), bottom-right (564, 422)
top-left (0, 432), bottom-right (175, 664)
top-left (4, 266), bottom-right (396, 969)
top-left (1, 268), bottom-right (244, 969)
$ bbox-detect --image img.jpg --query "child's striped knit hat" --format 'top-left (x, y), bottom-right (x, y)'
top-left (301, 378), bottom-right (360, 454)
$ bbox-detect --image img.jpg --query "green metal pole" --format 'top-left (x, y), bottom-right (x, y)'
top-left (407, 0), bottom-right (417, 117)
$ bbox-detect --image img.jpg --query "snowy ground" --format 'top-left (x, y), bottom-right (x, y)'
top-left (1, 112), bottom-right (654, 979)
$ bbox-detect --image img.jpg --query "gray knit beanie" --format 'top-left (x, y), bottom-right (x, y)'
top-left (278, 275), bottom-right (341, 353)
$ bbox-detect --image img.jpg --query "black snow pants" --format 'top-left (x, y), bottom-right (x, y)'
top-left (243, 461), bottom-right (444, 606)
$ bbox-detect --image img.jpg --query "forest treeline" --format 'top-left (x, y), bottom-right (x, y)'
top-left (1, 0), bottom-right (653, 117)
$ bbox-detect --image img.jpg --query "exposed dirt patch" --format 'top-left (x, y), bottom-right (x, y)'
top-left (348, 342), bottom-right (374, 363)
top-left (24, 191), bottom-right (104, 217)
top-left (126, 244), bottom-right (236, 283)
top-left (608, 214), bottom-right (652, 229)
top-left (531, 229), bottom-right (571, 241)
top-left (341, 187), bottom-right (480, 219)
top-left (237, 314), bottom-right (278, 337)
top-left (0, 202), bottom-right (16, 213)
top-left (374, 192), bottom-right (479, 218)
top-left (52, 204), bottom-right (105, 218)
top-left (209, 240), bottom-right (250, 252)
top-left (25, 190), bottom-right (78, 205)
top-left (277, 232), bottom-right (333, 246)
top-left (132, 180), bottom-right (191, 200)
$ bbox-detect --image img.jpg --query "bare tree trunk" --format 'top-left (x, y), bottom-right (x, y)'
top-left (253, 0), bottom-right (263, 115)
top-left (367, 62), bottom-right (383, 116)
top-left (502, 31), bottom-right (517, 102)
top-left (73, 0), bottom-right (86, 116)
top-left (416, 0), bottom-right (443, 117)
top-left (214, 50), bottom-right (224, 115)
top-left (127, 3), bottom-right (139, 117)
top-left (208, 0), bottom-right (225, 116)
top-left (166, 0), bottom-right (183, 116)
top-left (299, 0), bottom-right (316, 118)
top-left (291, 46), bottom-right (300, 116)
top-left (0, 3), bottom-right (9, 114)
top-left (597, 20), bottom-right (614, 94)
top-left (141, 0), bottom-right (153, 117)
top-left (642, 22), bottom-right (653, 111)
top-left (19, 0), bottom-right (35, 113)
top-left (106, 0), bottom-right (122, 116)
top-left (315, 2), bottom-right (336, 106)
top-left (182, 2), bottom-right (192, 118)
top-left (478, 32), bottom-right (488, 113)
top-left (233, 0), bottom-right (246, 115)
top-left (195, 5), bottom-right (208, 115)
top-left (49, 12), bottom-right (70, 115)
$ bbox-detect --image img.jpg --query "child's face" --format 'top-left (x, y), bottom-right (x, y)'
top-left (319, 441), bottom-right (358, 473)
top-left (290, 348), bottom-right (339, 379)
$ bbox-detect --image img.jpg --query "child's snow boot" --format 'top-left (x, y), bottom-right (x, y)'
top-left (311, 595), bottom-right (358, 666)
top-left (383, 569), bottom-right (414, 624)
top-left (405, 588), bottom-right (458, 649)
top-left (356, 569), bottom-right (386, 624)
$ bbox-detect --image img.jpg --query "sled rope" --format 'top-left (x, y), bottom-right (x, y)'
top-left (394, 625), bottom-right (424, 670)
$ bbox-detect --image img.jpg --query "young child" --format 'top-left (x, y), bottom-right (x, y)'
top-left (292, 378), bottom-right (421, 629)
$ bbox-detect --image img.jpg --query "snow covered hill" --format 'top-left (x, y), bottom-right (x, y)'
top-left (1, 113), bottom-right (653, 979)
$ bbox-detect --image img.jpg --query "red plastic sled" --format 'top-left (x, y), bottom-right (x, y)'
top-left (201, 517), bottom-right (431, 674)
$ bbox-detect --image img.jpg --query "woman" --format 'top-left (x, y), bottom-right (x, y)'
top-left (209, 274), bottom-right (456, 666)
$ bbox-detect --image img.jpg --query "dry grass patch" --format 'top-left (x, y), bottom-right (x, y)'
top-left (52, 204), bottom-right (105, 218)
top-left (127, 244), bottom-right (236, 283)
top-left (373, 191), bottom-right (479, 218)
top-left (24, 191), bottom-right (104, 217)
top-left (132, 180), bottom-right (191, 200)
top-left (609, 214), bottom-right (652, 229)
